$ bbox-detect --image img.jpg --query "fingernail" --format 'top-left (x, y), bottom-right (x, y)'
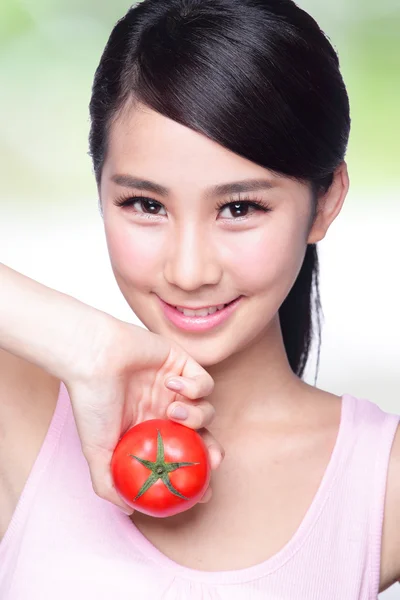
top-left (121, 506), bottom-right (134, 516)
top-left (171, 405), bottom-right (188, 420)
top-left (166, 378), bottom-right (184, 392)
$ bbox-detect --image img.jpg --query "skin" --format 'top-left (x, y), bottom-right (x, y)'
top-left (85, 101), bottom-right (400, 587)
top-left (1, 97), bottom-right (399, 588)
top-left (99, 100), bottom-right (349, 433)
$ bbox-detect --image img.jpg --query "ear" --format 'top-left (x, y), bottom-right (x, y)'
top-left (307, 161), bottom-right (350, 244)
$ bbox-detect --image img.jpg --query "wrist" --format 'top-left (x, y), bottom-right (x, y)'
top-left (0, 263), bottom-right (117, 383)
top-left (50, 301), bottom-right (119, 384)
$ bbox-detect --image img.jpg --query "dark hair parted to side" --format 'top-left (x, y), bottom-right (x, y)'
top-left (88, 0), bottom-right (351, 380)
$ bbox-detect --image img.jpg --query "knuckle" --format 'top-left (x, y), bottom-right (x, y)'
top-left (202, 401), bottom-right (216, 424)
top-left (188, 408), bottom-right (207, 429)
top-left (208, 403), bottom-right (216, 419)
top-left (207, 377), bottom-right (215, 394)
top-left (82, 449), bottom-right (95, 467)
top-left (92, 480), bottom-right (106, 499)
top-left (210, 441), bottom-right (224, 457)
top-left (195, 411), bottom-right (207, 429)
top-left (202, 376), bottom-right (214, 397)
top-left (193, 374), bottom-right (214, 398)
top-left (195, 403), bottom-right (215, 427)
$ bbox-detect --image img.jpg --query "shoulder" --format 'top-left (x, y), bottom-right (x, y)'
top-left (380, 419), bottom-right (400, 589)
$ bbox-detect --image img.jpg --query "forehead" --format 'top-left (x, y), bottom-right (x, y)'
top-left (101, 102), bottom-right (310, 204)
top-left (103, 103), bottom-right (284, 186)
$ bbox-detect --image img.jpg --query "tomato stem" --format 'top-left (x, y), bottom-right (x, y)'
top-left (130, 429), bottom-right (200, 502)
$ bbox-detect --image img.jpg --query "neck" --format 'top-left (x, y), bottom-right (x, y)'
top-left (205, 315), bottom-right (309, 429)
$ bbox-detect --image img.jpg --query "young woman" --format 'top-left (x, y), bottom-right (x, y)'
top-left (0, 0), bottom-right (399, 598)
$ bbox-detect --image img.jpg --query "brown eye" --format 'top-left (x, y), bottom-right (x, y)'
top-left (217, 199), bottom-right (272, 219)
top-left (136, 199), bottom-right (165, 215)
top-left (114, 196), bottom-right (167, 216)
top-left (221, 202), bottom-right (253, 218)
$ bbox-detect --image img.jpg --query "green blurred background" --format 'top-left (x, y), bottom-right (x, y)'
top-left (0, 0), bottom-right (399, 207)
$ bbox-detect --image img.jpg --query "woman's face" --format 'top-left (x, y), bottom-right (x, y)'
top-left (100, 103), bottom-right (314, 367)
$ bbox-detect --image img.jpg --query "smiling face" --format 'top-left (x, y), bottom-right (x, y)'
top-left (99, 102), bottom-right (317, 367)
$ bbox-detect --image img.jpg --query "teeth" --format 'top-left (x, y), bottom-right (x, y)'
top-left (175, 304), bottom-right (226, 317)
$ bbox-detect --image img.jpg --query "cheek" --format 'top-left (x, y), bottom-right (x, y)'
top-left (223, 220), bottom-right (305, 295)
top-left (105, 221), bottom-right (164, 284)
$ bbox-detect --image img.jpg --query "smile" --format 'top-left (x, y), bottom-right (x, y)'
top-left (157, 296), bottom-right (243, 332)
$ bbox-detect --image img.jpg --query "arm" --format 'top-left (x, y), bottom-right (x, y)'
top-left (0, 262), bottom-right (112, 381)
top-left (0, 262), bottom-right (223, 514)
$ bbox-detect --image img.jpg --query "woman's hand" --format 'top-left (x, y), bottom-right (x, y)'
top-left (64, 317), bottom-right (224, 515)
top-left (0, 263), bottom-right (224, 516)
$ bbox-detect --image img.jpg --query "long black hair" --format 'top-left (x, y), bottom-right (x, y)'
top-left (88, 0), bottom-right (351, 380)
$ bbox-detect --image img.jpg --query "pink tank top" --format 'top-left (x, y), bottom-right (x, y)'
top-left (0, 382), bottom-right (398, 599)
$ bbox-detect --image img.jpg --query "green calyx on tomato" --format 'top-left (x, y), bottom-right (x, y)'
top-left (131, 429), bottom-right (200, 501)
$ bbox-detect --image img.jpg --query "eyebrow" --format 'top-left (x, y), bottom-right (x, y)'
top-left (110, 174), bottom-right (278, 198)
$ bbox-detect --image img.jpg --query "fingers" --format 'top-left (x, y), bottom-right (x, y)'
top-left (198, 427), bottom-right (225, 470)
top-left (166, 396), bottom-right (216, 429)
top-left (198, 486), bottom-right (213, 504)
top-left (196, 428), bottom-right (225, 505)
top-left (165, 366), bottom-right (216, 430)
top-left (164, 372), bottom-right (224, 469)
top-left (164, 369), bottom-right (215, 430)
top-left (165, 372), bottom-right (214, 400)
top-left (181, 353), bottom-right (215, 394)
top-left (82, 444), bottom-right (134, 516)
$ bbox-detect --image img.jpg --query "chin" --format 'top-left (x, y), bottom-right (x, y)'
top-left (128, 299), bottom-right (240, 364)
top-left (171, 333), bottom-right (238, 368)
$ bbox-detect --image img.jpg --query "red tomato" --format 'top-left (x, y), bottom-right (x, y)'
top-left (111, 419), bottom-right (211, 517)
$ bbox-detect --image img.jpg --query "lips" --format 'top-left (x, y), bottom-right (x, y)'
top-left (157, 295), bottom-right (244, 332)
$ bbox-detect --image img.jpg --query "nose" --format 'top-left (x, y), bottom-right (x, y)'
top-left (163, 223), bottom-right (222, 291)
